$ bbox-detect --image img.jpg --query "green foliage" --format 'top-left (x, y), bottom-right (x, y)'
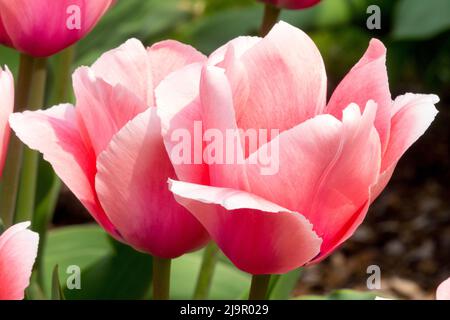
top-left (392, 0), bottom-right (450, 40)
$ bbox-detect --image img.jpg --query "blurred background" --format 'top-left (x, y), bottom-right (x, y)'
top-left (1, 0), bottom-right (448, 299)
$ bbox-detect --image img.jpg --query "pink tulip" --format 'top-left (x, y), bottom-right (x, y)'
top-left (0, 0), bottom-right (114, 57)
top-left (0, 65), bottom-right (13, 176)
top-left (10, 39), bottom-right (210, 258)
top-left (258, 0), bottom-right (321, 10)
top-left (158, 21), bottom-right (439, 274)
top-left (437, 277), bottom-right (450, 300)
top-left (0, 222), bottom-right (39, 300)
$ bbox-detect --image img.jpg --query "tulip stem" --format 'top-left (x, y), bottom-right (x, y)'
top-left (0, 54), bottom-right (35, 227)
top-left (153, 257), bottom-right (171, 300)
top-left (193, 242), bottom-right (219, 299)
top-left (260, 4), bottom-right (281, 37)
top-left (249, 274), bottom-right (271, 300)
top-left (15, 57), bottom-right (48, 224)
top-left (33, 46), bottom-right (75, 291)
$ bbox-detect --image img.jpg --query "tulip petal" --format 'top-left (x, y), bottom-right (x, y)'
top-left (235, 21), bottom-right (327, 133)
top-left (169, 179), bottom-right (322, 274)
top-left (91, 38), bottom-right (152, 106)
top-left (199, 66), bottom-right (248, 189)
top-left (382, 93), bottom-right (439, 171)
top-left (246, 102), bottom-right (381, 259)
top-left (0, 222), bottom-right (38, 300)
top-left (73, 66), bottom-right (147, 157)
top-left (0, 66), bottom-right (14, 175)
top-left (326, 39), bottom-right (391, 153)
top-left (155, 62), bottom-right (209, 185)
top-left (95, 108), bottom-right (209, 258)
top-left (437, 277), bottom-right (450, 300)
top-left (148, 40), bottom-right (206, 93)
top-left (371, 93), bottom-right (439, 200)
top-left (9, 104), bottom-right (119, 238)
top-left (0, 0), bottom-right (113, 57)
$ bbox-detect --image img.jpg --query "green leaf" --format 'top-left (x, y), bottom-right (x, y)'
top-left (44, 224), bottom-right (152, 299)
top-left (51, 265), bottom-right (65, 300)
top-left (268, 269), bottom-right (302, 300)
top-left (171, 250), bottom-right (250, 300)
top-left (392, 0), bottom-right (450, 40)
top-left (294, 289), bottom-right (377, 300)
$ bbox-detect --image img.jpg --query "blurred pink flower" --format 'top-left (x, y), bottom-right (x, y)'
top-left (0, 0), bottom-right (114, 57)
top-left (258, 0), bottom-right (321, 10)
top-left (160, 21), bottom-right (439, 274)
top-left (0, 222), bottom-right (39, 300)
top-left (0, 65), bottom-right (13, 177)
top-left (437, 277), bottom-right (450, 300)
top-left (10, 39), bottom-right (210, 258)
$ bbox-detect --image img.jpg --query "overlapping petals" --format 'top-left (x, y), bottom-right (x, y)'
top-left (158, 21), bottom-right (438, 274)
top-left (10, 39), bottom-right (209, 258)
top-left (0, 0), bottom-right (114, 57)
top-left (0, 222), bottom-right (39, 300)
top-left (0, 65), bottom-right (13, 176)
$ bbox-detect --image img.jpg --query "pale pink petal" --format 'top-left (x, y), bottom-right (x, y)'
top-left (148, 40), bottom-right (206, 94)
top-left (436, 277), bottom-right (450, 300)
top-left (326, 39), bottom-right (391, 153)
top-left (73, 66), bottom-right (147, 157)
top-left (9, 105), bottom-right (119, 238)
top-left (0, 0), bottom-right (113, 57)
top-left (169, 179), bottom-right (322, 274)
top-left (246, 102), bottom-right (381, 260)
top-left (90, 38), bottom-right (152, 106)
top-left (234, 21), bottom-right (327, 133)
top-left (95, 108), bottom-right (209, 258)
top-left (0, 66), bottom-right (14, 176)
top-left (382, 93), bottom-right (438, 172)
top-left (0, 222), bottom-right (38, 300)
top-left (371, 94), bottom-right (438, 200)
top-left (199, 66), bottom-right (248, 189)
top-left (155, 62), bottom-right (209, 185)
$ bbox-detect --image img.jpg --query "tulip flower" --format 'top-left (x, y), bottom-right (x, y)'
top-left (9, 39), bottom-right (210, 259)
top-left (437, 277), bottom-right (450, 300)
top-left (0, 0), bottom-right (114, 57)
top-left (258, 0), bottom-right (321, 10)
top-left (0, 222), bottom-right (39, 300)
top-left (157, 21), bottom-right (439, 275)
top-left (0, 65), bottom-right (13, 176)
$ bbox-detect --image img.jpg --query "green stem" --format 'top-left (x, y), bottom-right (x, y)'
top-left (249, 274), bottom-right (271, 300)
top-left (153, 257), bottom-right (171, 300)
top-left (0, 54), bottom-right (35, 227)
top-left (193, 242), bottom-right (219, 299)
top-left (15, 57), bottom-right (48, 223)
top-left (260, 4), bottom-right (281, 37)
top-left (33, 45), bottom-right (75, 289)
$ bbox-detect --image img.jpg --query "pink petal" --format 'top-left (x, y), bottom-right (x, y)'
top-left (0, 222), bottom-right (38, 300)
top-left (246, 102), bottom-right (381, 260)
top-left (382, 93), bottom-right (439, 172)
top-left (72, 66), bottom-right (147, 157)
top-left (90, 38), bottom-right (153, 106)
top-left (9, 105), bottom-right (119, 238)
top-left (371, 93), bottom-right (438, 201)
top-left (259, 0), bottom-right (321, 10)
top-left (234, 21), bottom-right (327, 134)
top-left (436, 277), bottom-right (450, 300)
top-left (0, 66), bottom-right (14, 176)
top-left (326, 39), bottom-right (391, 153)
top-left (148, 40), bottom-right (206, 94)
top-left (199, 66), bottom-right (247, 189)
top-left (169, 179), bottom-right (322, 274)
top-left (155, 62), bottom-right (209, 185)
top-left (0, 0), bottom-right (113, 57)
top-left (95, 108), bottom-right (209, 258)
